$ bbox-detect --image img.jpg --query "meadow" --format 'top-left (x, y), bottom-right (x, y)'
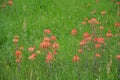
top-left (0, 0), bottom-right (120, 80)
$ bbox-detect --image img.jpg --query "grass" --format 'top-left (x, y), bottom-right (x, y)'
top-left (0, 0), bottom-right (120, 80)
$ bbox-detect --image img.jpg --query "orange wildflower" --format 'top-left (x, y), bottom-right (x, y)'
top-left (15, 50), bottom-right (22, 63)
top-left (44, 29), bottom-right (51, 34)
top-left (43, 37), bottom-right (50, 42)
top-left (84, 18), bottom-right (88, 21)
top-left (115, 22), bottom-right (120, 27)
top-left (99, 26), bottom-right (104, 30)
top-left (101, 11), bottom-right (106, 15)
top-left (82, 21), bottom-right (87, 25)
top-left (50, 36), bottom-right (57, 41)
top-left (71, 29), bottom-right (77, 36)
top-left (95, 53), bottom-right (101, 58)
top-left (80, 39), bottom-right (87, 46)
top-left (28, 53), bottom-right (37, 60)
top-left (106, 32), bottom-right (112, 37)
top-left (53, 51), bottom-right (58, 55)
top-left (117, 2), bottom-right (120, 5)
top-left (40, 41), bottom-right (51, 49)
top-left (52, 42), bottom-right (59, 50)
top-left (28, 47), bottom-right (35, 52)
top-left (8, 0), bottom-right (13, 6)
top-left (78, 49), bottom-right (83, 53)
top-left (88, 18), bottom-right (100, 25)
top-left (72, 55), bottom-right (80, 62)
top-left (94, 37), bottom-right (104, 43)
top-left (95, 44), bottom-right (101, 49)
top-left (46, 52), bottom-right (54, 63)
top-left (116, 55), bottom-right (120, 59)
top-left (15, 50), bottom-right (22, 58)
top-left (20, 46), bottom-right (24, 51)
top-left (13, 35), bottom-right (19, 43)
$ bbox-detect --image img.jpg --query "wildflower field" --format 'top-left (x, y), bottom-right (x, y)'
top-left (0, 0), bottom-right (120, 80)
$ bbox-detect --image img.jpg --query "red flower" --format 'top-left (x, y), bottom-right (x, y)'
top-left (72, 55), bottom-right (80, 62)
top-left (71, 29), bottom-right (77, 36)
top-left (117, 2), bottom-right (120, 5)
top-left (43, 37), bottom-right (50, 42)
top-left (46, 52), bottom-right (54, 63)
top-left (28, 47), bottom-right (35, 52)
top-left (115, 22), bottom-right (120, 27)
top-left (101, 11), bottom-right (106, 15)
top-left (15, 50), bottom-right (22, 58)
top-left (28, 53), bottom-right (37, 60)
top-left (95, 53), bottom-right (101, 58)
top-left (50, 36), bottom-right (57, 41)
top-left (94, 37), bottom-right (104, 43)
top-left (40, 41), bottom-right (51, 49)
top-left (99, 26), bottom-right (104, 30)
top-left (82, 21), bottom-right (87, 25)
top-left (80, 39), bottom-right (87, 46)
top-left (95, 44), bottom-right (101, 49)
top-left (8, 0), bottom-right (13, 6)
top-left (15, 50), bottom-right (22, 63)
top-left (44, 29), bottom-right (51, 34)
top-left (53, 51), bottom-right (58, 55)
top-left (78, 49), bottom-right (83, 53)
top-left (83, 32), bottom-right (90, 38)
top-left (106, 32), bottom-right (112, 37)
top-left (52, 42), bottom-right (59, 50)
top-left (13, 35), bottom-right (19, 43)
top-left (116, 55), bottom-right (120, 59)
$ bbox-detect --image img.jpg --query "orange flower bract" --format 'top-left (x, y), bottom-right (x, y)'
top-left (72, 55), bottom-right (80, 62)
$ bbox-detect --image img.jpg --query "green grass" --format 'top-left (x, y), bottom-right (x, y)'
top-left (0, 0), bottom-right (120, 80)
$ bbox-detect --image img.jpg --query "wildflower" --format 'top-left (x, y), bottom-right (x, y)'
top-left (117, 2), bottom-right (120, 5)
top-left (28, 53), bottom-right (37, 60)
top-left (84, 18), bottom-right (88, 21)
top-left (28, 47), bottom-right (35, 52)
top-left (43, 37), bottom-right (50, 42)
top-left (53, 51), bottom-right (58, 55)
top-left (116, 55), bottom-right (120, 59)
top-left (15, 50), bottom-right (22, 63)
top-left (115, 22), bottom-right (120, 27)
top-left (44, 29), bottom-right (51, 34)
top-left (95, 53), bottom-right (101, 58)
top-left (95, 44), bottom-right (101, 49)
top-left (83, 32), bottom-right (91, 41)
top-left (99, 26), bottom-right (104, 30)
top-left (15, 50), bottom-right (22, 58)
top-left (72, 55), bottom-right (80, 62)
top-left (13, 38), bottom-right (19, 43)
top-left (82, 21), bottom-right (87, 25)
top-left (52, 42), bottom-right (59, 50)
top-left (36, 50), bottom-right (41, 54)
top-left (40, 41), bottom-right (51, 49)
top-left (13, 35), bottom-right (19, 43)
top-left (46, 52), bottom-right (54, 63)
top-left (96, 0), bottom-right (100, 3)
top-left (101, 11), bottom-right (106, 15)
top-left (94, 37), bottom-right (104, 43)
top-left (50, 36), bottom-right (57, 41)
top-left (78, 49), bottom-right (83, 53)
top-left (20, 46), bottom-right (24, 51)
top-left (71, 29), bottom-right (77, 36)
top-left (88, 18), bottom-right (100, 25)
top-left (80, 39), bottom-right (87, 46)
top-left (8, 0), bottom-right (13, 6)
top-left (83, 32), bottom-right (90, 38)
top-left (91, 10), bottom-right (96, 14)
top-left (106, 32), bottom-right (112, 37)
top-left (15, 58), bottom-right (20, 63)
